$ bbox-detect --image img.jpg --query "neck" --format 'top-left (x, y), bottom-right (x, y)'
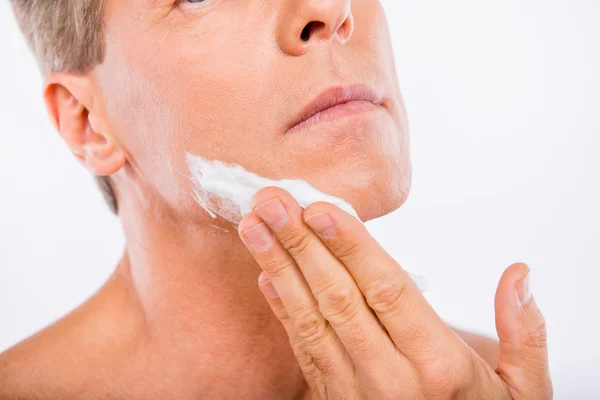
top-left (113, 195), bottom-right (308, 398)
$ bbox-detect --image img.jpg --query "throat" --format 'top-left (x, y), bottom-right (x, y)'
top-left (109, 226), bottom-right (307, 397)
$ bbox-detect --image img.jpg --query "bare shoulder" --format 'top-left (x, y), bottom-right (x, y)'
top-left (0, 315), bottom-right (82, 399)
top-left (0, 270), bottom-right (146, 400)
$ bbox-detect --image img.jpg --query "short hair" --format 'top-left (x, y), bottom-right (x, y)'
top-left (11, 0), bottom-right (118, 214)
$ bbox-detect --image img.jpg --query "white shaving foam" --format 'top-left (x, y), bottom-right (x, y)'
top-left (186, 152), bottom-right (427, 292)
top-left (187, 153), bottom-right (359, 224)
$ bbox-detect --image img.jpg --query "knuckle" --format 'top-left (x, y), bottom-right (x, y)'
top-left (292, 305), bottom-right (330, 347)
top-left (279, 228), bottom-right (317, 259)
top-left (260, 255), bottom-right (295, 279)
top-left (292, 343), bottom-right (334, 384)
top-left (364, 277), bottom-right (409, 317)
top-left (317, 284), bottom-right (361, 326)
top-left (421, 358), bottom-right (452, 383)
top-left (311, 349), bottom-right (338, 376)
top-left (334, 238), bottom-right (365, 265)
top-left (291, 340), bottom-right (312, 368)
top-left (272, 303), bottom-right (290, 322)
top-left (420, 357), bottom-right (471, 399)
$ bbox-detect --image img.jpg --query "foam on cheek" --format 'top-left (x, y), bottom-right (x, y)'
top-left (186, 153), bottom-right (360, 224)
top-left (186, 152), bottom-right (427, 292)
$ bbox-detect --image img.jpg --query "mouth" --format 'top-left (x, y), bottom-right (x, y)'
top-left (285, 84), bottom-right (385, 134)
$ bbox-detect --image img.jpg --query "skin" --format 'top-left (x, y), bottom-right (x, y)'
top-left (239, 189), bottom-right (552, 399)
top-left (0, 0), bottom-right (552, 399)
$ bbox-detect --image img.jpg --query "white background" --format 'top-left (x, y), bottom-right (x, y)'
top-left (0, 1), bottom-right (598, 398)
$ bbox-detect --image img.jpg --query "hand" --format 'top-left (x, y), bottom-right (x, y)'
top-left (238, 187), bottom-right (553, 400)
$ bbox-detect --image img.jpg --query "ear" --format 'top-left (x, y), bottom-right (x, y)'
top-left (43, 72), bottom-right (126, 176)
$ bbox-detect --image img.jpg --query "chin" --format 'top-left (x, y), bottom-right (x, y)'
top-left (358, 122), bottom-right (412, 221)
top-left (357, 163), bottom-right (412, 222)
top-left (310, 148), bottom-right (412, 223)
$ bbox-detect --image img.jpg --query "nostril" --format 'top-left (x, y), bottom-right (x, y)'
top-left (300, 24), bottom-right (310, 41)
top-left (300, 21), bottom-right (325, 42)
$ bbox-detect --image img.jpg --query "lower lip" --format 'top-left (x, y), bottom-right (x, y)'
top-left (286, 101), bottom-right (382, 134)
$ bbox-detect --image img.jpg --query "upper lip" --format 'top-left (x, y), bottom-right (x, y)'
top-left (285, 83), bottom-right (384, 133)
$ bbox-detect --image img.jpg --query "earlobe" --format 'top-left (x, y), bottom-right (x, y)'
top-left (82, 139), bottom-right (127, 176)
top-left (43, 72), bottom-right (126, 177)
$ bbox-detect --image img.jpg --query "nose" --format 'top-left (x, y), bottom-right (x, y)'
top-left (277, 0), bottom-right (354, 56)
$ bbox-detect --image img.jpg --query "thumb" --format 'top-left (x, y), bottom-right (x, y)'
top-left (494, 262), bottom-right (553, 400)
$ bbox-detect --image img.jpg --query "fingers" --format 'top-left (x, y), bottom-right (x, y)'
top-left (239, 188), bottom-right (405, 378)
top-left (302, 200), bottom-right (465, 365)
top-left (257, 270), bottom-right (364, 398)
top-left (256, 272), bottom-right (328, 399)
top-left (494, 263), bottom-right (553, 400)
top-left (239, 211), bottom-right (358, 395)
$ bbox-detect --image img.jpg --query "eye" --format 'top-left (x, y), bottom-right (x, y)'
top-left (176, 0), bottom-right (217, 14)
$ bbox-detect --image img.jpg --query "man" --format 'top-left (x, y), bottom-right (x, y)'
top-left (1, 1), bottom-right (551, 398)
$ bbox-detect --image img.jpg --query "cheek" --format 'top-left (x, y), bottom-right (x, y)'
top-left (96, 48), bottom-right (191, 211)
top-left (100, 28), bottom-right (274, 214)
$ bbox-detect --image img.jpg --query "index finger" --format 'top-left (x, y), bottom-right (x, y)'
top-left (302, 202), bottom-right (466, 364)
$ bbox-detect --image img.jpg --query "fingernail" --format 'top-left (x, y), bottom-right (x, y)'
top-left (255, 198), bottom-right (289, 229)
top-left (243, 223), bottom-right (273, 251)
top-left (258, 273), bottom-right (279, 299)
top-left (304, 213), bottom-right (336, 238)
top-left (517, 270), bottom-right (533, 307)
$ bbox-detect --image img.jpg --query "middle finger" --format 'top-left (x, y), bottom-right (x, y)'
top-left (242, 187), bottom-right (410, 378)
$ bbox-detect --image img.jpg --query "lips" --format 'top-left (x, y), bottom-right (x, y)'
top-left (285, 84), bottom-right (384, 134)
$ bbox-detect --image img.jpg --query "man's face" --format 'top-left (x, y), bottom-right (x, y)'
top-left (95, 0), bottom-right (411, 223)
